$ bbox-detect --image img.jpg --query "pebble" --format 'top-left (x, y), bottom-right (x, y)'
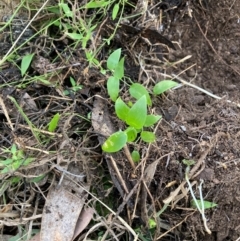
top-left (186, 68), bottom-right (196, 77)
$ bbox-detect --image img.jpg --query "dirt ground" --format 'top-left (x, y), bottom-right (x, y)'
top-left (1, 0), bottom-right (240, 240)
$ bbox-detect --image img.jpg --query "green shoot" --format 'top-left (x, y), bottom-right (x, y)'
top-left (131, 150), bottom-right (140, 162)
top-left (64, 77), bottom-right (83, 95)
top-left (184, 160), bottom-right (212, 234)
top-left (48, 113), bottom-right (60, 132)
top-left (21, 53), bottom-right (35, 76)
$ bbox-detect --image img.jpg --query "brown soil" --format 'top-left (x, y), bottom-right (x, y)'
top-left (1, 0), bottom-right (240, 241)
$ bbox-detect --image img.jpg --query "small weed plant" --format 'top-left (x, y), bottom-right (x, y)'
top-left (183, 159), bottom-right (217, 234)
top-left (0, 144), bottom-right (35, 174)
top-left (102, 48), bottom-right (179, 153)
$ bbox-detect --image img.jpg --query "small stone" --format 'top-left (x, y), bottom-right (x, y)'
top-left (186, 69), bottom-right (196, 77)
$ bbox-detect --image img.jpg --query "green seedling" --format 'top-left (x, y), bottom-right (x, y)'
top-left (48, 113), bottom-right (60, 132)
top-left (184, 159), bottom-right (214, 234)
top-left (102, 49), bottom-right (178, 153)
top-left (64, 77), bottom-right (83, 96)
top-left (0, 144), bottom-right (35, 174)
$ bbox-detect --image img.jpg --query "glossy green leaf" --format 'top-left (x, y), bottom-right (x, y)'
top-left (125, 95), bottom-right (147, 129)
top-left (131, 150), bottom-right (140, 162)
top-left (21, 53), bottom-right (34, 76)
top-left (48, 113), bottom-right (60, 132)
top-left (114, 57), bottom-right (124, 80)
top-left (144, 115), bottom-right (162, 127)
top-left (129, 83), bottom-right (152, 106)
top-left (140, 131), bottom-right (156, 143)
top-left (191, 199), bottom-right (218, 210)
top-left (107, 76), bottom-right (119, 101)
top-left (112, 3), bottom-right (119, 20)
top-left (153, 80), bottom-right (178, 95)
top-left (107, 48), bottom-right (121, 70)
top-left (124, 127), bottom-right (137, 142)
top-left (102, 131), bottom-right (127, 153)
top-left (115, 97), bottom-right (130, 121)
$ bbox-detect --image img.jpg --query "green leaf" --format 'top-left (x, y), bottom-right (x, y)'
top-left (48, 113), bottom-right (60, 132)
top-left (23, 157), bottom-right (35, 166)
top-left (144, 115), bottom-right (162, 127)
top-left (66, 32), bottom-right (83, 40)
top-left (191, 199), bottom-right (218, 210)
top-left (131, 150), bottom-right (140, 162)
top-left (0, 158), bottom-right (13, 166)
top-left (114, 57), bottom-right (124, 80)
top-left (85, 0), bottom-right (110, 8)
top-left (129, 83), bottom-right (152, 106)
top-left (112, 3), bottom-right (119, 20)
top-left (148, 218), bottom-right (157, 229)
top-left (182, 159), bottom-right (195, 166)
top-left (141, 131), bottom-right (156, 143)
top-left (124, 127), bottom-right (137, 142)
top-left (107, 76), bottom-right (119, 101)
top-left (115, 97), bottom-right (130, 121)
top-left (125, 95), bottom-right (147, 129)
top-left (11, 144), bottom-right (17, 155)
top-left (59, 3), bottom-right (73, 17)
top-left (102, 131), bottom-right (127, 153)
top-left (107, 48), bottom-right (121, 70)
top-left (21, 53), bottom-right (34, 76)
top-left (29, 174), bottom-right (47, 183)
top-left (153, 80), bottom-right (178, 95)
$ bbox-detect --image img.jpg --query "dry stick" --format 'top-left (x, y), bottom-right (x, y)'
top-left (109, 156), bottom-right (130, 194)
top-left (0, 95), bottom-right (14, 130)
top-left (17, 124), bottom-right (63, 137)
top-left (194, 15), bottom-right (240, 77)
top-left (157, 211), bottom-right (195, 239)
top-left (123, 146), bottom-right (136, 170)
top-left (68, 177), bottom-right (139, 240)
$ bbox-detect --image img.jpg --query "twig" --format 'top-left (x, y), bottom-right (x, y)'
top-left (123, 145), bottom-right (136, 170)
